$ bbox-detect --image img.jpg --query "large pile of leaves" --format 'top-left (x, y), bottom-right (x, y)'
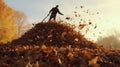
top-left (11, 22), bottom-right (97, 48)
top-left (0, 22), bottom-right (120, 67)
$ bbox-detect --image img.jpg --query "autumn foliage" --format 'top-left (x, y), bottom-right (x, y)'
top-left (0, 0), bottom-right (18, 44)
top-left (0, 0), bottom-right (31, 44)
top-left (11, 22), bottom-right (97, 48)
top-left (0, 0), bottom-right (120, 66)
top-left (0, 22), bottom-right (119, 67)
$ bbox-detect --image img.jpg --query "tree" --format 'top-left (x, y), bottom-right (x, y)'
top-left (14, 10), bottom-right (28, 36)
top-left (0, 0), bottom-right (18, 44)
top-left (97, 35), bottom-right (120, 49)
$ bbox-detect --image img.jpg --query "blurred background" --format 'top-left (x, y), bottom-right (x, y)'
top-left (1, 0), bottom-right (120, 49)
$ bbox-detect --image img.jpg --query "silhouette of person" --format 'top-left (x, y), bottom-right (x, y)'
top-left (48, 5), bottom-right (63, 22)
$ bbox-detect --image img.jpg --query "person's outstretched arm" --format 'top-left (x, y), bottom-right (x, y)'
top-left (58, 9), bottom-right (63, 15)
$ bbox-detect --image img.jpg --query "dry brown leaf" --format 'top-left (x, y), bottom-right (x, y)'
top-left (48, 34), bottom-right (52, 38)
top-left (82, 50), bottom-right (91, 59)
top-left (34, 61), bottom-right (39, 67)
top-left (61, 32), bottom-right (67, 40)
top-left (89, 56), bottom-right (98, 66)
top-left (58, 58), bottom-right (62, 64)
top-left (74, 38), bottom-right (79, 42)
top-left (36, 35), bottom-right (40, 39)
top-left (41, 45), bottom-right (47, 50)
top-left (67, 52), bottom-right (73, 58)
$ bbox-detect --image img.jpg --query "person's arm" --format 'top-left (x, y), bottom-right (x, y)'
top-left (48, 8), bottom-right (53, 16)
top-left (58, 9), bottom-right (63, 15)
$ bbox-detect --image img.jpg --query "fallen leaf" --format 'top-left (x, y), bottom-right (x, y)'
top-left (89, 56), bottom-right (98, 66)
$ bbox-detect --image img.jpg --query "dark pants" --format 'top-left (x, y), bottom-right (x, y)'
top-left (49, 14), bottom-right (56, 21)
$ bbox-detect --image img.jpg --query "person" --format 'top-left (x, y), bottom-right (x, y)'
top-left (48, 5), bottom-right (63, 22)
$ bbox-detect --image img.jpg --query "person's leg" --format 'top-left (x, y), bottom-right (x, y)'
top-left (53, 15), bottom-right (56, 22)
top-left (48, 16), bottom-right (52, 22)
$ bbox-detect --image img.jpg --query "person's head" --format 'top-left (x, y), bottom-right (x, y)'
top-left (56, 5), bottom-right (59, 8)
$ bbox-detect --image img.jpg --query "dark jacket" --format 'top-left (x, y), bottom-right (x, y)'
top-left (49, 7), bottom-right (63, 16)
